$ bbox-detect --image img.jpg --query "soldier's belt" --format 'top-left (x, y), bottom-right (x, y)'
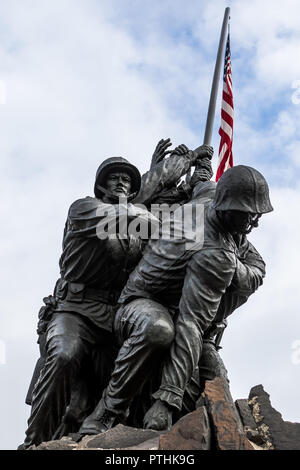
top-left (56, 279), bottom-right (119, 305)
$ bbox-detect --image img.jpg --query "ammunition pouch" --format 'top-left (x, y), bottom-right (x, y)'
top-left (36, 294), bottom-right (58, 337)
top-left (66, 282), bottom-right (85, 303)
top-left (56, 278), bottom-right (119, 305)
top-left (36, 290), bottom-right (59, 356)
top-left (55, 278), bottom-right (85, 303)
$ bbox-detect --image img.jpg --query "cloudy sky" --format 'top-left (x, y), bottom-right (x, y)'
top-left (0, 0), bottom-right (300, 449)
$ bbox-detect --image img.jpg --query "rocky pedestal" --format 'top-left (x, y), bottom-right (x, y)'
top-left (27, 378), bottom-right (300, 451)
top-left (246, 385), bottom-right (300, 450)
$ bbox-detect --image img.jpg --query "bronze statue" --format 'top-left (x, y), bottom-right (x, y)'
top-left (79, 165), bottom-right (273, 434)
top-left (21, 139), bottom-right (211, 449)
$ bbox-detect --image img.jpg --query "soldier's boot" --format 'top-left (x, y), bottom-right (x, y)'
top-left (143, 399), bottom-right (173, 431)
top-left (79, 399), bottom-right (119, 435)
top-left (17, 442), bottom-right (31, 450)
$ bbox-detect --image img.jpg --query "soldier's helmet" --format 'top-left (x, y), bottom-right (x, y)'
top-left (94, 157), bottom-right (141, 199)
top-left (213, 165), bottom-right (273, 214)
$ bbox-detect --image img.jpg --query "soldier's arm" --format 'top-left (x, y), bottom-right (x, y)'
top-left (67, 197), bottom-right (156, 241)
top-left (133, 143), bottom-right (213, 206)
top-left (230, 237), bottom-right (266, 296)
top-left (152, 249), bottom-right (236, 409)
top-left (179, 249), bottom-right (237, 334)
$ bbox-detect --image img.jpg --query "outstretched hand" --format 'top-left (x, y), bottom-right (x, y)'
top-left (170, 144), bottom-right (190, 156)
top-left (150, 138), bottom-right (172, 169)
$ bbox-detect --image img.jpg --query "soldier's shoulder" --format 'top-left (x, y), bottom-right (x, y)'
top-left (68, 196), bottom-right (101, 216)
top-left (190, 246), bottom-right (236, 267)
top-left (191, 180), bottom-right (217, 201)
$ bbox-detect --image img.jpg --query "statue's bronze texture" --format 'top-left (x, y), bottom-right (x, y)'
top-left (79, 165), bottom-right (272, 434)
top-left (21, 142), bottom-right (272, 447)
top-left (22, 139), bottom-right (210, 448)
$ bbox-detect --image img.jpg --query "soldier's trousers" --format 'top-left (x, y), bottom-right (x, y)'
top-left (153, 291), bottom-right (249, 409)
top-left (102, 298), bottom-right (177, 420)
top-left (24, 312), bottom-right (116, 447)
top-left (102, 291), bottom-right (248, 419)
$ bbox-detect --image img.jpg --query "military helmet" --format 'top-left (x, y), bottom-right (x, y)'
top-left (213, 165), bottom-right (273, 214)
top-left (94, 157), bottom-right (141, 199)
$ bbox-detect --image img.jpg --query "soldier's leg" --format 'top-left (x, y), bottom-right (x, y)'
top-left (53, 318), bottom-right (116, 439)
top-left (144, 289), bottom-right (237, 430)
top-left (144, 287), bottom-right (253, 431)
top-left (23, 313), bottom-right (95, 448)
top-left (161, 291), bottom-right (250, 433)
top-left (143, 305), bottom-right (205, 430)
top-left (57, 329), bottom-right (118, 436)
top-left (79, 298), bottom-right (175, 434)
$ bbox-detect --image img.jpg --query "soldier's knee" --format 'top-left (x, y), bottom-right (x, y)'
top-left (48, 338), bottom-right (80, 370)
top-left (53, 349), bottom-right (75, 369)
top-left (143, 315), bottom-right (175, 349)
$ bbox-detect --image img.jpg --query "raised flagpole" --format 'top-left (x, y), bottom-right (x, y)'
top-left (203, 7), bottom-right (230, 146)
top-left (186, 8), bottom-right (231, 184)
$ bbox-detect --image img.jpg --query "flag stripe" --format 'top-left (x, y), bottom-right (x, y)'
top-left (217, 142), bottom-right (228, 165)
top-left (219, 126), bottom-right (232, 146)
top-left (221, 109), bottom-right (233, 128)
top-left (223, 90), bottom-right (233, 107)
top-left (220, 118), bottom-right (233, 140)
top-left (221, 100), bottom-right (234, 119)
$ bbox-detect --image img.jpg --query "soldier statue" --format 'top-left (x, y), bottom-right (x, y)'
top-left (21, 139), bottom-right (213, 449)
top-left (79, 165), bottom-right (273, 434)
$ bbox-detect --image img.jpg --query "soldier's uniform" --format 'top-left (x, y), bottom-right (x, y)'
top-left (23, 148), bottom-right (202, 448)
top-left (80, 165), bottom-right (273, 432)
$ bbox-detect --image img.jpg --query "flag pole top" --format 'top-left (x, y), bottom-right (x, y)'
top-left (203, 7), bottom-right (231, 146)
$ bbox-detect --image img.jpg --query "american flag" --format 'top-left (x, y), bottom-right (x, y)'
top-left (216, 33), bottom-right (233, 182)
